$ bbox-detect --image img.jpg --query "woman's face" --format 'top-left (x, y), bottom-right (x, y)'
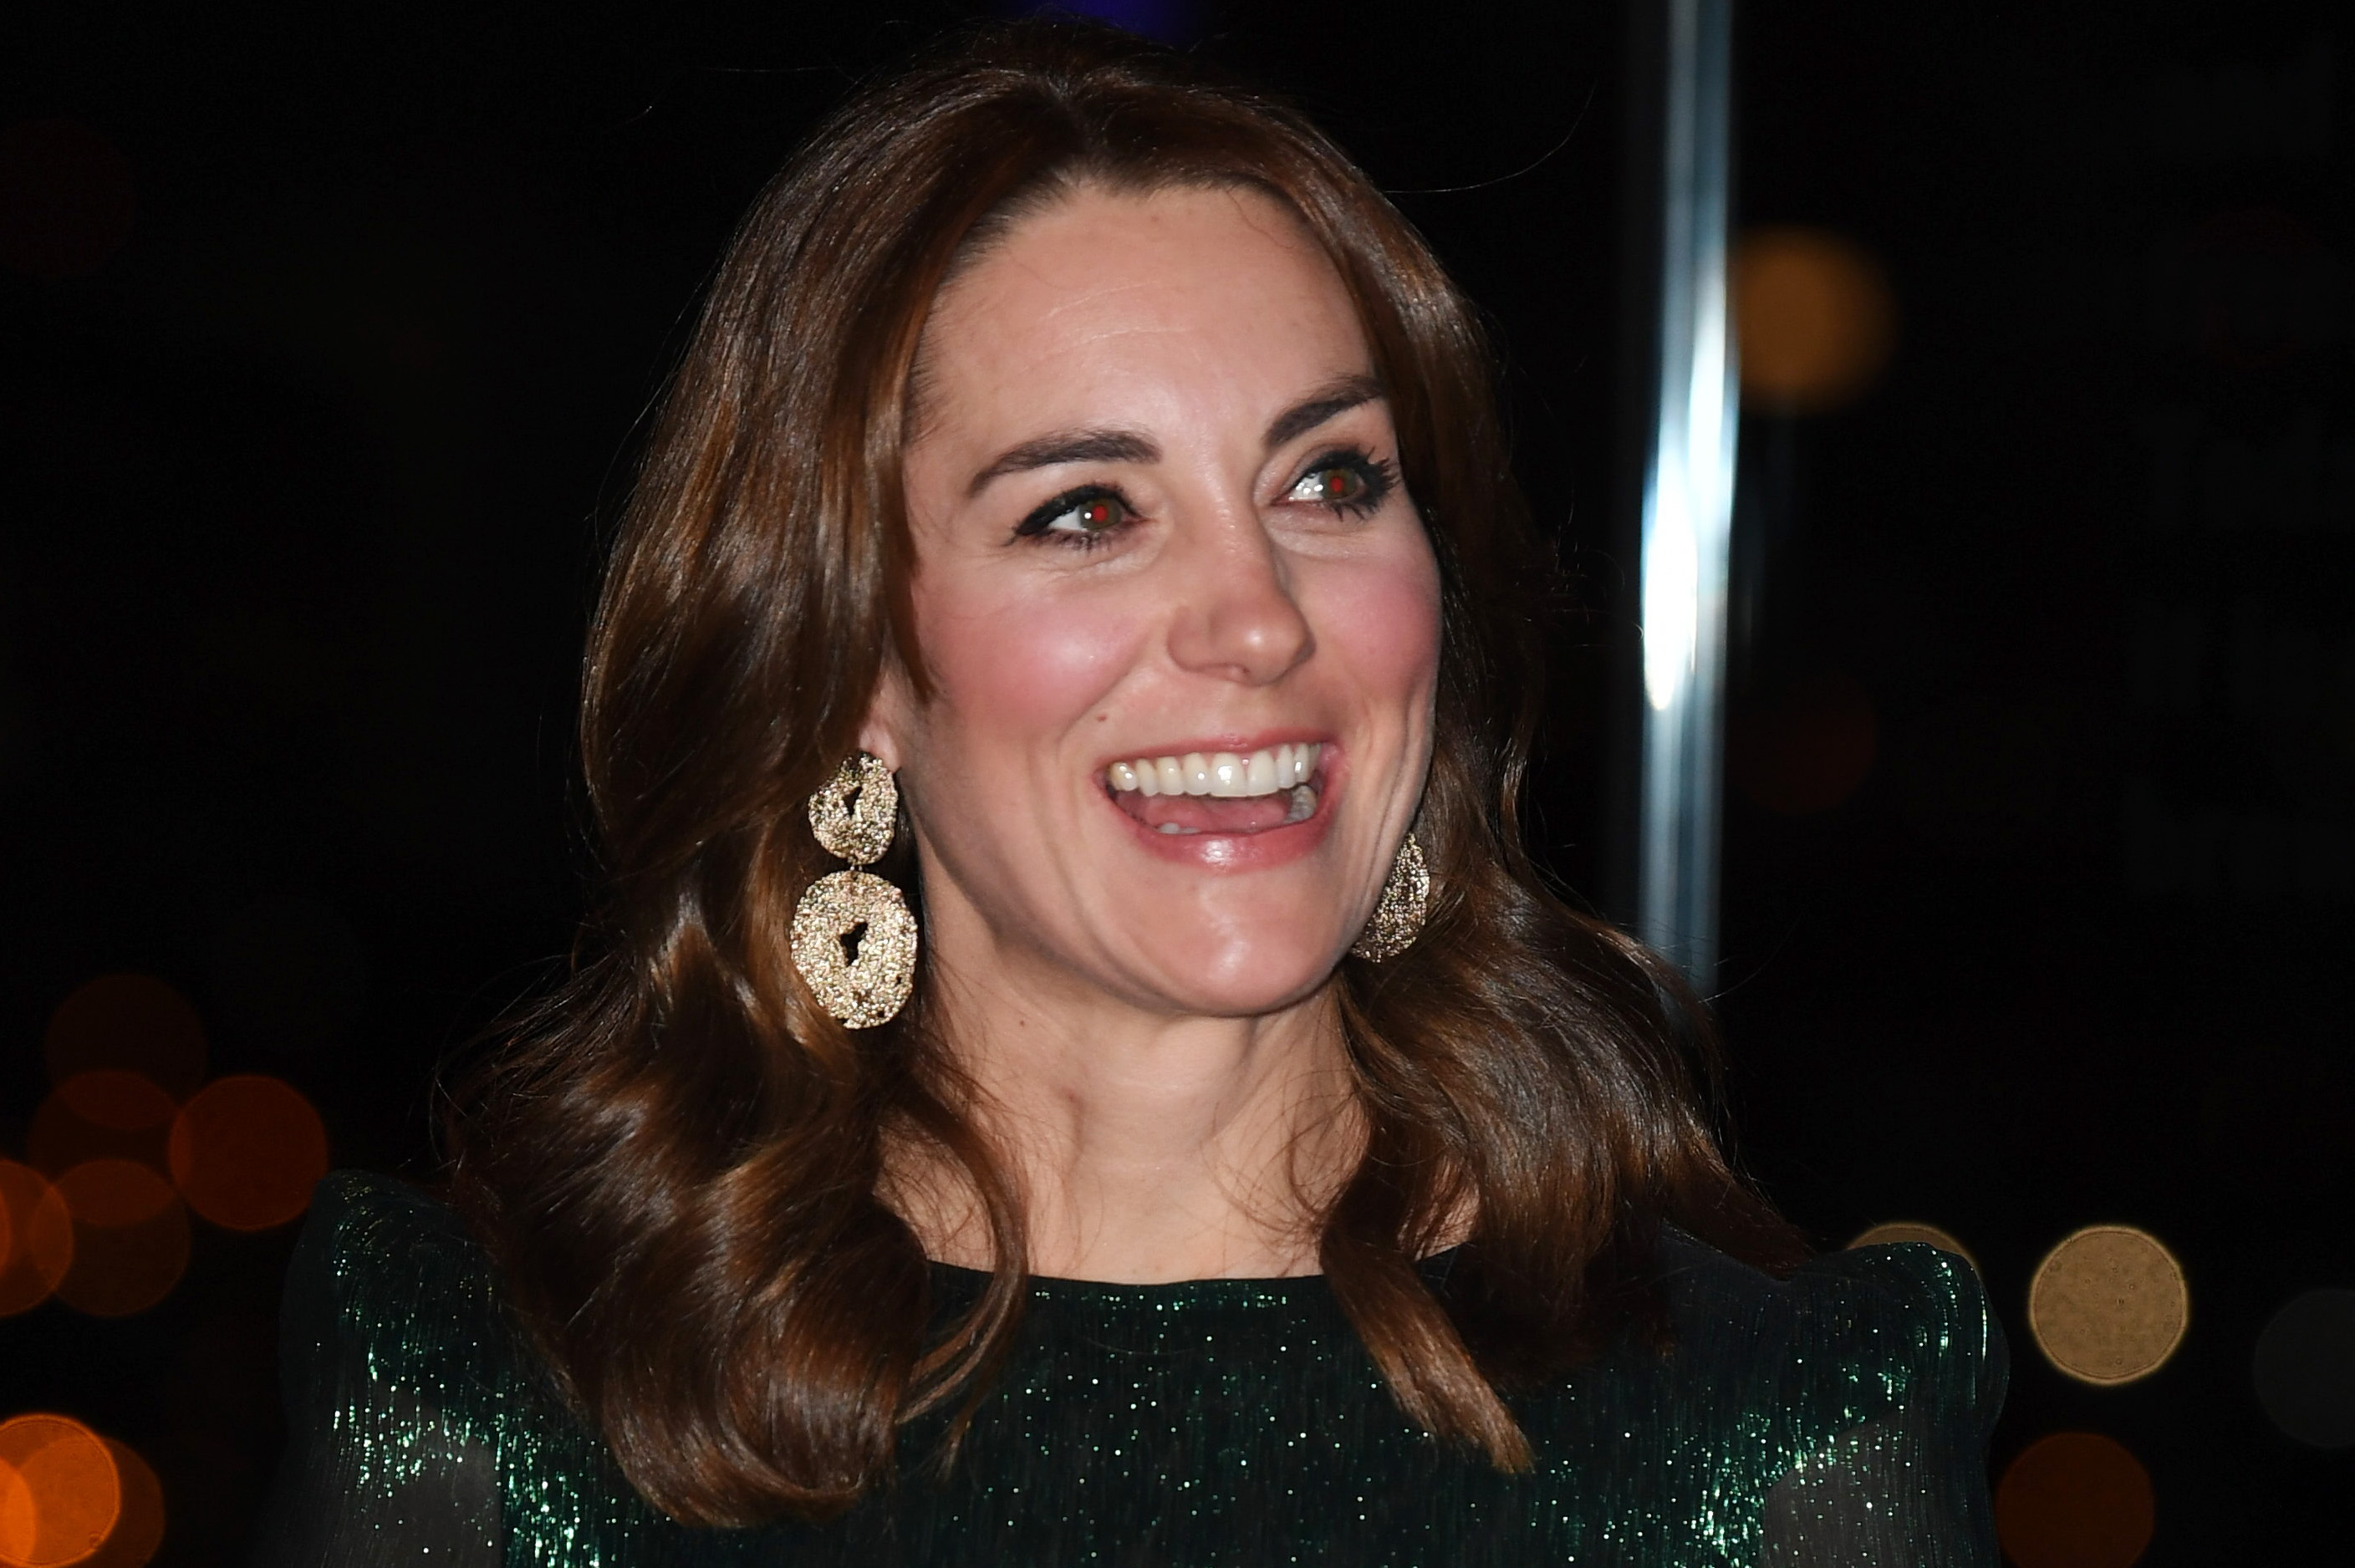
top-left (872, 183), bottom-right (1441, 1019)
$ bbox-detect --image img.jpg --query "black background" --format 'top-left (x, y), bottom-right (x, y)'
top-left (1, 1), bottom-right (2346, 1561)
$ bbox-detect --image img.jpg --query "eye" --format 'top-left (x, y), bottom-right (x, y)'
top-left (1283, 450), bottom-right (1396, 518)
top-left (1012, 486), bottom-right (1137, 547)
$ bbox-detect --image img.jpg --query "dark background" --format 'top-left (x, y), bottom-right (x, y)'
top-left (1, 1), bottom-right (2345, 1561)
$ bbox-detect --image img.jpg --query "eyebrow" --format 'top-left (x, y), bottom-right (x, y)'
top-left (964, 373), bottom-right (1388, 497)
top-left (1262, 373), bottom-right (1385, 451)
top-left (967, 430), bottom-right (1158, 496)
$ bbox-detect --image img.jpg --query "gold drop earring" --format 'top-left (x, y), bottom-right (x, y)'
top-left (790, 753), bottom-right (918, 1028)
top-left (1350, 831), bottom-right (1430, 961)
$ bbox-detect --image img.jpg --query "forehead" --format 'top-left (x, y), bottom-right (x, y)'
top-left (915, 183), bottom-right (1372, 438)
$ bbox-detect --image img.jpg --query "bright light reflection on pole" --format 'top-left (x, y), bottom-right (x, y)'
top-left (1638, 0), bottom-right (1740, 987)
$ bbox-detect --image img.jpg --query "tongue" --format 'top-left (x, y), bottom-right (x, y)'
top-left (1119, 787), bottom-right (1305, 836)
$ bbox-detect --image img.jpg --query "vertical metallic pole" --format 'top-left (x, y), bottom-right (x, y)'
top-left (1636, 0), bottom-right (1740, 986)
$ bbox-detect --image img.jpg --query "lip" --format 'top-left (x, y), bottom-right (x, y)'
top-left (1096, 732), bottom-right (1341, 871)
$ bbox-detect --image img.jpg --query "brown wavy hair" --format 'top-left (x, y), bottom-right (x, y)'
top-left (449, 18), bottom-right (1802, 1529)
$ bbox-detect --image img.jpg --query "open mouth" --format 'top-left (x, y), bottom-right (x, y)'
top-left (1104, 743), bottom-right (1324, 837)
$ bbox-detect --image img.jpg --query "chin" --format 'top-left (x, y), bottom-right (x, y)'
top-left (1139, 927), bottom-right (1347, 1017)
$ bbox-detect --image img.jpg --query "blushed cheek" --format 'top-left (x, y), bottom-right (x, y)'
top-left (1315, 554), bottom-right (1444, 713)
top-left (915, 589), bottom-right (1144, 752)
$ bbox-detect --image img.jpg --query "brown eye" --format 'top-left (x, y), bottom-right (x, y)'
top-left (1283, 451), bottom-right (1394, 517)
top-left (1013, 486), bottom-right (1138, 546)
top-left (1304, 466), bottom-right (1364, 505)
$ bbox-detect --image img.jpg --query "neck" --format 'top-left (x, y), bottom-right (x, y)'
top-left (889, 904), bottom-right (1361, 1284)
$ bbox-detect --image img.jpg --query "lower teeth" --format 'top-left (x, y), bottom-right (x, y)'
top-left (1142, 783), bottom-right (1318, 836)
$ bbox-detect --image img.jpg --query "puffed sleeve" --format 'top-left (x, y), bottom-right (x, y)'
top-left (246, 1172), bottom-right (506, 1567)
top-left (1756, 1244), bottom-right (2006, 1568)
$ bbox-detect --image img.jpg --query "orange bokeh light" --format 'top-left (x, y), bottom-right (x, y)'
top-left (0, 1165), bottom-right (74, 1317)
top-left (166, 1076), bottom-right (329, 1232)
top-left (1732, 226), bottom-right (1898, 413)
top-left (43, 978), bottom-right (205, 1101)
top-left (50, 1163), bottom-right (189, 1319)
top-left (28, 1076), bottom-right (176, 1180)
top-left (0, 1415), bottom-right (120, 1568)
top-left (78, 1443), bottom-right (162, 1568)
top-left (1996, 1432), bottom-right (2155, 1568)
top-left (1846, 1220), bottom-right (1980, 1275)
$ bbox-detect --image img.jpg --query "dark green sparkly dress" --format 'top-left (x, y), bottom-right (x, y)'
top-left (251, 1172), bottom-right (2004, 1565)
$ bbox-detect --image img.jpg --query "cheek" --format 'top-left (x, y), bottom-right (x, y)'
top-left (1310, 548), bottom-right (1444, 708)
top-left (912, 583), bottom-right (1144, 752)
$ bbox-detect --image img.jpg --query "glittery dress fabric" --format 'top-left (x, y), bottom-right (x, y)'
top-left (250, 1173), bottom-right (2005, 1566)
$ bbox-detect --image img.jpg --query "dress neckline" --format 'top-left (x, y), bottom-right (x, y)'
top-left (928, 1248), bottom-right (1461, 1310)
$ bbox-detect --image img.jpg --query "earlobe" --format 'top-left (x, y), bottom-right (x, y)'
top-left (857, 667), bottom-right (913, 773)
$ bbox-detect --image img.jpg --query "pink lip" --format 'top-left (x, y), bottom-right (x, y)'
top-left (1097, 735), bottom-right (1342, 872)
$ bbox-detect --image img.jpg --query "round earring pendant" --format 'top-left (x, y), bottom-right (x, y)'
top-left (1350, 832), bottom-right (1430, 962)
top-left (808, 753), bottom-right (898, 867)
top-left (790, 868), bottom-right (917, 1028)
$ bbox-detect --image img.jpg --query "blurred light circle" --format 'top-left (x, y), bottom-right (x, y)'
top-left (166, 1077), bottom-right (329, 1231)
top-left (0, 1164), bottom-right (74, 1317)
top-left (0, 1463), bottom-right (25, 1559)
top-left (0, 1414), bottom-right (120, 1567)
top-left (2030, 1225), bottom-right (2189, 1386)
top-left (1731, 226), bottom-right (1897, 412)
top-left (43, 979), bottom-right (205, 1100)
top-left (1848, 1221), bottom-right (1979, 1274)
top-left (53, 1075), bottom-right (173, 1134)
top-left (0, 120), bottom-right (136, 281)
top-left (28, 1076), bottom-right (176, 1179)
top-left (2252, 1289), bottom-right (2355, 1448)
top-left (1730, 667), bottom-right (1877, 814)
top-left (1996, 1432), bottom-right (2154, 1568)
top-left (51, 1163), bottom-right (189, 1319)
top-left (78, 1443), bottom-right (162, 1568)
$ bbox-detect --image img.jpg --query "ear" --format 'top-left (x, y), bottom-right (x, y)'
top-left (858, 661), bottom-right (915, 773)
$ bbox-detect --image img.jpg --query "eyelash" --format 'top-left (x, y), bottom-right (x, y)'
top-left (1009, 447), bottom-right (1400, 551)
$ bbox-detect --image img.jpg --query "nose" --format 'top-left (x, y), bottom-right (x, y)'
top-left (1163, 501), bottom-right (1313, 686)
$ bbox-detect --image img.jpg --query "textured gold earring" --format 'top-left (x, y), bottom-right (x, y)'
top-left (1350, 831), bottom-right (1430, 961)
top-left (790, 753), bottom-right (917, 1028)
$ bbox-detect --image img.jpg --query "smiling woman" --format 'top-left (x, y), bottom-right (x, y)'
top-left (249, 18), bottom-right (2003, 1567)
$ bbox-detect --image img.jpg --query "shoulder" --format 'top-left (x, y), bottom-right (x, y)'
top-left (278, 1170), bottom-right (507, 1425)
top-left (1653, 1229), bottom-right (2007, 1430)
top-left (290, 1168), bottom-right (495, 1321)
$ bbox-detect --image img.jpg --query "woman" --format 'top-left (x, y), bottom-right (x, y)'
top-left (254, 20), bottom-right (2001, 1566)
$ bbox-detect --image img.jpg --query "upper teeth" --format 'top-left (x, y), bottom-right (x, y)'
top-left (1106, 743), bottom-right (1321, 798)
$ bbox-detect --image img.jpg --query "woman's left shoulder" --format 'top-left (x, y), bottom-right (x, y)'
top-left (1654, 1229), bottom-right (2008, 1423)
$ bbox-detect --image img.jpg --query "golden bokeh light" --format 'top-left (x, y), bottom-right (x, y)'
top-left (78, 1443), bottom-right (163, 1568)
top-left (2029, 1225), bottom-right (2189, 1386)
top-left (0, 1415), bottom-right (120, 1568)
top-left (51, 1163), bottom-right (190, 1319)
top-left (28, 1075), bottom-right (176, 1179)
top-left (1732, 226), bottom-right (1897, 413)
top-left (1847, 1220), bottom-right (1979, 1275)
top-left (43, 978), bottom-right (205, 1100)
top-left (0, 1165), bottom-right (74, 1317)
top-left (1996, 1431), bottom-right (2154, 1568)
top-left (166, 1076), bottom-right (329, 1232)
